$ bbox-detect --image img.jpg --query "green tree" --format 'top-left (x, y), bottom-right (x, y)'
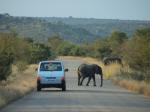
top-left (107, 31), bottom-right (128, 56)
top-left (48, 34), bottom-right (64, 51)
top-left (124, 28), bottom-right (150, 80)
top-left (90, 38), bottom-right (112, 59)
top-left (0, 32), bottom-right (16, 80)
top-left (70, 45), bottom-right (86, 56)
top-left (30, 43), bottom-right (54, 63)
top-left (57, 41), bottom-right (74, 55)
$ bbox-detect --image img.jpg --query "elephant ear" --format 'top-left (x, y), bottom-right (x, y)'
top-left (93, 64), bottom-right (100, 74)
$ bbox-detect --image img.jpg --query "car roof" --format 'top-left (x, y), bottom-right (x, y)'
top-left (39, 60), bottom-right (63, 63)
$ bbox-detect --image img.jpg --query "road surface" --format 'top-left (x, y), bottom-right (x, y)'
top-left (1, 59), bottom-right (150, 112)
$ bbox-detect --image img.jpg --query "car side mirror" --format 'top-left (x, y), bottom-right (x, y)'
top-left (65, 68), bottom-right (69, 72)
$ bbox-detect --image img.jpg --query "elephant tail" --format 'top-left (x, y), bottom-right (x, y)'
top-left (77, 67), bottom-right (81, 77)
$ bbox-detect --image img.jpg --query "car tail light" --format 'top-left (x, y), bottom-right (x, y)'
top-left (61, 76), bottom-right (65, 81)
top-left (37, 76), bottom-right (41, 81)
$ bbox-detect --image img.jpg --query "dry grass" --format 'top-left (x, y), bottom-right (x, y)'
top-left (113, 78), bottom-right (150, 97)
top-left (0, 64), bottom-right (37, 108)
top-left (58, 56), bottom-right (85, 60)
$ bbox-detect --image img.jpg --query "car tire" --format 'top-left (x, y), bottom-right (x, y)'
top-left (61, 81), bottom-right (66, 91)
top-left (37, 83), bottom-right (41, 91)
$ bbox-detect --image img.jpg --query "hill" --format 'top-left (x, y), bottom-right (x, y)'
top-left (0, 13), bottom-right (150, 43)
top-left (43, 17), bottom-right (150, 37)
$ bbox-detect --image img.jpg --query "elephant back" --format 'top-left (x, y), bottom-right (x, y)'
top-left (78, 64), bottom-right (95, 76)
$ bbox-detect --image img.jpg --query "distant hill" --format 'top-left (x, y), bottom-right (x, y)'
top-left (0, 13), bottom-right (150, 43)
top-left (43, 17), bottom-right (150, 37)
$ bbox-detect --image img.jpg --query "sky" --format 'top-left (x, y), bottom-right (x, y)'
top-left (0, 0), bottom-right (150, 20)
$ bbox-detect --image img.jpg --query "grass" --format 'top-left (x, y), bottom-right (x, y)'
top-left (59, 56), bottom-right (150, 97)
top-left (0, 64), bottom-right (37, 109)
top-left (113, 78), bottom-right (150, 96)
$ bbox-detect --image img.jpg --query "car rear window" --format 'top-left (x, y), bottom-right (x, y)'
top-left (40, 62), bottom-right (62, 71)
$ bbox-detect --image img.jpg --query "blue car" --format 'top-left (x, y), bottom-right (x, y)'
top-left (37, 60), bottom-right (68, 91)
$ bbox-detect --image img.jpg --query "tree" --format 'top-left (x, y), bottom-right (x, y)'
top-left (69, 45), bottom-right (86, 56)
top-left (23, 37), bottom-right (34, 43)
top-left (90, 38), bottom-right (112, 59)
top-left (57, 41), bottom-right (74, 55)
top-left (0, 32), bottom-right (16, 80)
top-left (48, 34), bottom-right (64, 51)
top-left (107, 31), bottom-right (128, 56)
top-left (30, 43), bottom-right (54, 63)
top-left (124, 28), bottom-right (150, 80)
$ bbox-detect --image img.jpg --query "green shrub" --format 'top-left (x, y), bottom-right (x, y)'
top-left (0, 53), bottom-right (13, 81)
top-left (123, 28), bottom-right (150, 80)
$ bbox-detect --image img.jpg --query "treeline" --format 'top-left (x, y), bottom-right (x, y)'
top-left (47, 28), bottom-right (150, 81)
top-left (49, 30), bottom-right (128, 59)
top-left (0, 32), bottom-right (55, 81)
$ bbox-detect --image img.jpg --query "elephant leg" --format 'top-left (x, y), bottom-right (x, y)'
top-left (86, 77), bottom-right (91, 86)
top-left (78, 75), bottom-right (81, 86)
top-left (80, 76), bottom-right (86, 86)
top-left (92, 75), bottom-right (96, 86)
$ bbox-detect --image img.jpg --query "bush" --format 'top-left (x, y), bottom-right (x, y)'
top-left (0, 53), bottom-right (13, 81)
top-left (57, 41), bottom-right (74, 55)
top-left (117, 71), bottom-right (146, 81)
top-left (69, 46), bottom-right (87, 56)
top-left (124, 28), bottom-right (150, 80)
top-left (29, 43), bottom-right (55, 63)
top-left (16, 61), bottom-right (28, 72)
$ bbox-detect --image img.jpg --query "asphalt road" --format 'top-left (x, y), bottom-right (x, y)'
top-left (1, 59), bottom-right (150, 112)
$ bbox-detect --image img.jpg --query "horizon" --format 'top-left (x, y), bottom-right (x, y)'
top-left (1, 13), bottom-right (150, 22)
top-left (0, 0), bottom-right (150, 21)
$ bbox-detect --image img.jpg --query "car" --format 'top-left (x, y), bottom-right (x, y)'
top-left (37, 60), bottom-right (68, 91)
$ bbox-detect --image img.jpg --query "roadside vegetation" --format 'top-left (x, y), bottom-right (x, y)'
top-left (57, 28), bottom-right (150, 82)
top-left (58, 28), bottom-right (150, 96)
top-left (0, 32), bottom-right (55, 108)
top-left (0, 64), bottom-right (37, 109)
top-left (0, 27), bottom-right (150, 108)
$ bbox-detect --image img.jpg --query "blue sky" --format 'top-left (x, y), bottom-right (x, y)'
top-left (0, 0), bottom-right (150, 20)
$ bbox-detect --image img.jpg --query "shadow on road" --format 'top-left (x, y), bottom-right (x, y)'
top-left (39, 89), bottom-right (134, 95)
top-left (39, 89), bottom-right (62, 92)
top-left (66, 89), bottom-right (135, 95)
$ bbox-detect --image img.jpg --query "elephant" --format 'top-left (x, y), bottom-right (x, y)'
top-left (77, 64), bottom-right (103, 87)
top-left (103, 57), bottom-right (123, 66)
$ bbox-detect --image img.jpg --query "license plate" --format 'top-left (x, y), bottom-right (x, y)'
top-left (46, 77), bottom-right (56, 79)
top-left (48, 79), bottom-right (55, 81)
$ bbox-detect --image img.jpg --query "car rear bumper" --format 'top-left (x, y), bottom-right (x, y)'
top-left (37, 80), bottom-right (65, 88)
top-left (41, 83), bottom-right (62, 88)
